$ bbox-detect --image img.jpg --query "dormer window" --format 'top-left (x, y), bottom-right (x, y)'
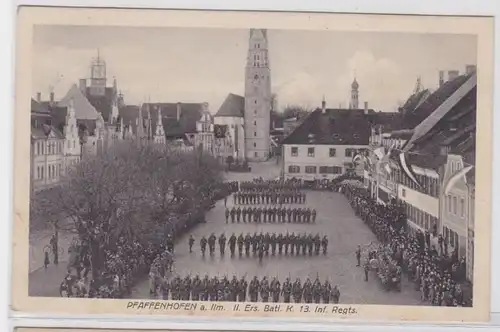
top-left (333, 134), bottom-right (340, 138)
top-left (353, 134), bottom-right (360, 139)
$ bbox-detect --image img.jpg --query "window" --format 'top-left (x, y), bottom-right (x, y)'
top-left (329, 148), bottom-right (336, 157)
top-left (254, 132), bottom-right (257, 137)
top-left (254, 121), bottom-right (257, 126)
top-left (254, 110), bottom-right (257, 115)
top-left (288, 165), bottom-right (300, 173)
top-left (254, 100), bottom-right (257, 104)
top-left (305, 166), bottom-right (317, 174)
top-left (36, 166), bottom-right (40, 179)
top-left (460, 198), bottom-right (465, 217)
top-left (253, 143), bottom-right (256, 148)
top-left (307, 147), bottom-right (315, 157)
top-left (291, 147), bottom-right (298, 157)
top-left (254, 152), bottom-right (258, 157)
top-left (447, 195), bottom-right (452, 213)
top-left (319, 166), bottom-right (341, 174)
top-left (345, 148), bottom-right (355, 157)
top-left (402, 188), bottom-right (406, 197)
top-left (453, 196), bottom-right (457, 215)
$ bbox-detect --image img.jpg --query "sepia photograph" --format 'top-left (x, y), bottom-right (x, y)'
top-left (12, 7), bottom-right (493, 322)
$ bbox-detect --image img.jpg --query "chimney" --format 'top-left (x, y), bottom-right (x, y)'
top-left (448, 70), bottom-right (459, 82)
top-left (439, 71), bottom-right (444, 87)
top-left (79, 79), bottom-right (87, 93)
top-left (321, 99), bottom-right (326, 114)
top-left (49, 92), bottom-right (54, 104)
top-left (466, 64), bottom-right (477, 75)
top-left (364, 101), bottom-right (368, 114)
top-left (176, 102), bottom-right (181, 121)
top-left (36, 92), bottom-right (41, 103)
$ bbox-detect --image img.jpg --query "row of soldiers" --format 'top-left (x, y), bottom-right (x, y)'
top-left (193, 232), bottom-right (328, 257)
top-left (239, 179), bottom-right (302, 191)
top-left (153, 274), bottom-right (340, 304)
top-left (233, 191), bottom-right (307, 205)
top-left (225, 206), bottom-right (317, 223)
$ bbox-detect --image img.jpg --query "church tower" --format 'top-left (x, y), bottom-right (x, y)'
top-left (89, 50), bottom-right (107, 96)
top-left (244, 29), bottom-right (272, 162)
top-left (350, 77), bottom-right (359, 109)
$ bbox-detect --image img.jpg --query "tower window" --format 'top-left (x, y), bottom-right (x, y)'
top-left (255, 100), bottom-right (257, 104)
top-left (254, 132), bottom-right (257, 137)
top-left (254, 121), bottom-right (257, 126)
top-left (254, 143), bottom-right (256, 148)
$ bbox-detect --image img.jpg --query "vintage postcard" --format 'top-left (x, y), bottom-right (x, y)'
top-left (12, 6), bottom-right (493, 323)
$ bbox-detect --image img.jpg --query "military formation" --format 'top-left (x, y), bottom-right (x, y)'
top-left (233, 190), bottom-right (307, 205)
top-left (193, 232), bottom-right (328, 258)
top-left (225, 206), bottom-right (317, 224)
top-left (152, 274), bottom-right (341, 304)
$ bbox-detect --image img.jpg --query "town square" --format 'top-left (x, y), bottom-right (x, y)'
top-left (28, 25), bottom-right (476, 307)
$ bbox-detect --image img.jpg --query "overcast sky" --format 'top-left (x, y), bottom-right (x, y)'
top-left (32, 26), bottom-right (477, 113)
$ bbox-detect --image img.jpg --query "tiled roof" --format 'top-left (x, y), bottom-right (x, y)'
top-left (31, 123), bottom-right (64, 140)
top-left (59, 84), bottom-right (100, 120)
top-left (366, 112), bottom-right (403, 133)
top-left (405, 85), bottom-right (476, 171)
top-left (215, 93), bottom-right (244, 117)
top-left (119, 102), bottom-right (204, 138)
top-left (85, 87), bottom-right (115, 123)
top-left (31, 99), bottom-right (51, 115)
top-left (49, 105), bottom-right (68, 134)
top-left (401, 75), bottom-right (470, 130)
top-left (118, 105), bottom-right (141, 135)
top-left (281, 108), bottom-right (371, 146)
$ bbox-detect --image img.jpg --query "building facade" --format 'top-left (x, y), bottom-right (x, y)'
top-left (244, 29), bottom-right (272, 161)
top-left (282, 105), bottom-right (372, 182)
top-left (30, 99), bottom-right (65, 192)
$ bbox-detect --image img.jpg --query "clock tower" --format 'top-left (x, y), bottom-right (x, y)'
top-left (244, 28), bottom-right (271, 162)
top-left (89, 49), bottom-right (107, 96)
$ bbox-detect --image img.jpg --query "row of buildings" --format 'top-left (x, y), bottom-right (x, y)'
top-left (30, 29), bottom-right (275, 192)
top-left (281, 65), bottom-right (477, 283)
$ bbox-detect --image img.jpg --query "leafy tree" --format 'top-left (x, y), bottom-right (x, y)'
top-left (30, 140), bottom-right (223, 280)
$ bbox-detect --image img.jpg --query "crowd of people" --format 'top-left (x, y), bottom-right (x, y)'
top-left (191, 232), bottom-right (329, 258)
top-left (150, 274), bottom-right (341, 304)
top-left (57, 181), bottom-right (238, 298)
top-left (341, 181), bottom-right (469, 306)
top-left (224, 206), bottom-right (316, 223)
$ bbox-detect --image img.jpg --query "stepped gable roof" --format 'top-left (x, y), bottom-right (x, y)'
top-left (59, 84), bottom-right (100, 120)
top-left (401, 74), bottom-right (470, 130)
top-left (281, 108), bottom-right (371, 146)
top-left (215, 93), bottom-right (245, 117)
top-left (85, 87), bottom-right (115, 122)
top-left (404, 86), bottom-right (476, 171)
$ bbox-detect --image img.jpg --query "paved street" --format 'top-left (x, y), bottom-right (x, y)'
top-left (29, 159), bottom-right (423, 305)
top-left (129, 166), bottom-right (424, 305)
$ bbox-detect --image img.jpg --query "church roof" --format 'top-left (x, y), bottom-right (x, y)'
top-left (281, 108), bottom-right (371, 146)
top-left (215, 93), bottom-right (244, 117)
top-left (85, 86), bottom-right (115, 123)
top-left (59, 84), bottom-right (100, 120)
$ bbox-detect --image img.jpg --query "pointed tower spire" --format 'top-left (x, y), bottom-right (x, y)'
top-left (350, 74), bottom-right (359, 109)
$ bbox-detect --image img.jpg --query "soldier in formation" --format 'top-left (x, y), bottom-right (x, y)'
top-left (225, 206), bottom-right (317, 223)
top-left (233, 190), bottom-right (307, 205)
top-left (193, 233), bottom-right (328, 258)
top-left (155, 275), bottom-right (340, 304)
